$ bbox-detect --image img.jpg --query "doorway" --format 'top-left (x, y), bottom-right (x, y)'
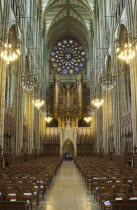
top-left (62, 140), bottom-right (74, 160)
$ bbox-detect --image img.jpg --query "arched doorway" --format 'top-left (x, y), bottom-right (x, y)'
top-left (62, 140), bottom-right (74, 160)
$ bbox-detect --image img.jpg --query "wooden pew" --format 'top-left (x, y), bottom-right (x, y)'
top-left (0, 156), bottom-right (62, 209)
top-left (0, 201), bottom-right (30, 210)
top-left (111, 200), bottom-right (137, 210)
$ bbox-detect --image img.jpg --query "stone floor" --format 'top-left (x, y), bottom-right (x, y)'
top-left (37, 161), bottom-right (100, 210)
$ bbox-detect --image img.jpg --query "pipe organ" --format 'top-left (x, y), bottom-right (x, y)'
top-left (53, 76), bottom-right (83, 127)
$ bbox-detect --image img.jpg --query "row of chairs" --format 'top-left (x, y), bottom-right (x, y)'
top-left (74, 156), bottom-right (137, 210)
top-left (0, 156), bottom-right (62, 209)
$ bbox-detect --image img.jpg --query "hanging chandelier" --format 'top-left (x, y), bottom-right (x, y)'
top-left (21, 74), bottom-right (34, 92)
top-left (40, 111), bottom-right (47, 116)
top-left (1, 43), bottom-right (21, 64)
top-left (87, 105), bottom-right (96, 116)
top-left (92, 83), bottom-right (104, 108)
top-left (40, 106), bottom-right (47, 116)
top-left (92, 98), bottom-right (104, 108)
top-left (32, 99), bottom-right (45, 109)
top-left (100, 73), bottom-right (116, 91)
top-left (84, 116), bottom-right (92, 123)
top-left (88, 110), bottom-right (96, 117)
top-left (44, 116), bottom-right (53, 123)
top-left (116, 43), bottom-right (135, 64)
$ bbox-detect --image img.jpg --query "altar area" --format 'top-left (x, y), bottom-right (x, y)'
top-left (43, 122), bottom-right (93, 157)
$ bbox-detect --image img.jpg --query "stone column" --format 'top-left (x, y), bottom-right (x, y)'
top-left (103, 92), bottom-right (108, 153)
top-left (103, 91), bottom-right (112, 153)
top-left (76, 76), bottom-right (83, 110)
top-left (0, 60), bottom-right (7, 155)
top-left (54, 76), bottom-right (59, 112)
top-left (35, 109), bottom-right (40, 153)
top-left (39, 114), bottom-right (46, 153)
top-left (60, 128), bottom-right (63, 157)
top-left (70, 89), bottom-right (74, 109)
top-left (15, 73), bottom-right (23, 155)
top-left (27, 92), bottom-right (34, 154)
top-left (66, 84), bottom-right (70, 109)
top-left (0, 0), bottom-right (10, 155)
top-left (73, 128), bottom-right (77, 156)
top-left (114, 74), bottom-right (121, 154)
top-left (130, 57), bottom-right (137, 150)
top-left (96, 109), bottom-right (103, 152)
top-left (63, 89), bottom-right (66, 109)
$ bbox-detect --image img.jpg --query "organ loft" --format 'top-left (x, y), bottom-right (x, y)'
top-left (53, 76), bottom-right (83, 127)
top-left (0, 0), bottom-right (137, 209)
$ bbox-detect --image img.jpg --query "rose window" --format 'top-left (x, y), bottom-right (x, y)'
top-left (50, 39), bottom-right (86, 74)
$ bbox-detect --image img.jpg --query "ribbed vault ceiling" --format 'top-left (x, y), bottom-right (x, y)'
top-left (41, 0), bottom-right (95, 49)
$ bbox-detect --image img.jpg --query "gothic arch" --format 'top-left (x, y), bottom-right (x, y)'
top-left (116, 23), bottom-right (128, 41)
top-left (60, 128), bottom-right (77, 156)
top-left (47, 16), bottom-right (89, 53)
top-left (62, 139), bottom-right (74, 157)
top-left (8, 24), bottom-right (18, 43)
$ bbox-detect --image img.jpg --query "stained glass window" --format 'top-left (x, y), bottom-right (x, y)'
top-left (50, 38), bottom-right (86, 74)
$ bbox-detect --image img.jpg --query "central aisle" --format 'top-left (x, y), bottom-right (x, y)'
top-left (38, 161), bottom-right (100, 210)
